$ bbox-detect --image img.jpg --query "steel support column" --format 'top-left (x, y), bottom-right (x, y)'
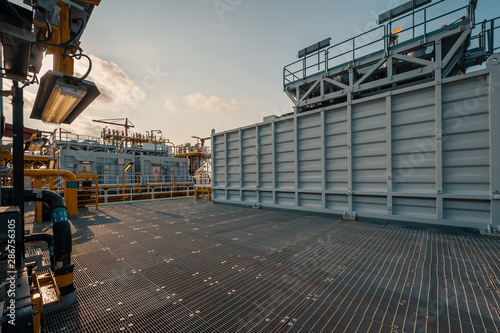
top-left (294, 115), bottom-right (299, 206)
top-left (435, 40), bottom-right (444, 219)
top-left (321, 111), bottom-right (326, 209)
top-left (224, 132), bottom-right (228, 200)
top-left (386, 93), bottom-right (393, 214)
top-left (347, 91), bottom-right (353, 212)
top-left (488, 54), bottom-right (500, 232)
top-left (255, 125), bottom-right (260, 204)
top-left (12, 82), bottom-right (25, 265)
top-left (272, 121), bottom-right (276, 204)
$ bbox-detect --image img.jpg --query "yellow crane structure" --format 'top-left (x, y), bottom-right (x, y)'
top-left (174, 136), bottom-right (211, 176)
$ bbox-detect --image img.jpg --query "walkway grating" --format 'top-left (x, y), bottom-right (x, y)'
top-left (31, 198), bottom-right (500, 333)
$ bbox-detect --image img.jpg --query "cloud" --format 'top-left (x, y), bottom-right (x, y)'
top-left (62, 113), bottom-right (103, 137)
top-left (183, 93), bottom-right (238, 112)
top-left (164, 98), bottom-right (175, 111)
top-left (3, 54), bottom-right (146, 137)
top-left (74, 54), bottom-right (146, 112)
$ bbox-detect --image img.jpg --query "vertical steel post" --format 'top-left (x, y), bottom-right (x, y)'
top-left (488, 55), bottom-right (500, 232)
top-left (294, 114), bottom-right (299, 207)
top-left (320, 111), bottom-right (326, 209)
top-left (424, 9), bottom-right (427, 42)
top-left (0, 41), bottom-right (3, 206)
top-left (435, 40), bottom-right (443, 220)
top-left (12, 81), bottom-right (25, 266)
top-left (239, 129), bottom-right (243, 200)
top-left (255, 125), bottom-right (260, 204)
top-left (386, 93), bottom-right (393, 215)
top-left (352, 38), bottom-right (355, 62)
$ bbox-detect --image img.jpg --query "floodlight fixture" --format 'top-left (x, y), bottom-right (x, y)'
top-left (123, 162), bottom-right (134, 172)
top-left (378, 0), bottom-right (432, 24)
top-left (48, 158), bottom-right (56, 170)
top-left (30, 70), bottom-right (100, 125)
top-left (24, 136), bottom-right (48, 151)
top-left (298, 38), bottom-right (331, 58)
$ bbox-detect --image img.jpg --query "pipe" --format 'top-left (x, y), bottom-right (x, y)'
top-left (24, 169), bottom-right (78, 216)
top-left (2, 187), bottom-right (75, 296)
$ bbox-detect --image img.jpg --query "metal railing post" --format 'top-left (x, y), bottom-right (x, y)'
top-left (424, 8), bottom-right (427, 41)
top-left (352, 38), bottom-right (355, 62)
top-left (325, 50), bottom-right (329, 74)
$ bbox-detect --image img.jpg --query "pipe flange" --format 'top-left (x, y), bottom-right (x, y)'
top-left (486, 54), bottom-right (500, 67)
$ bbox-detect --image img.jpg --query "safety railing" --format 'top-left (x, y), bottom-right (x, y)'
top-left (195, 174), bottom-right (211, 188)
top-left (98, 184), bottom-right (195, 203)
top-left (174, 145), bottom-right (211, 156)
top-left (76, 174), bottom-right (99, 210)
top-left (49, 175), bottom-right (194, 205)
top-left (142, 174), bottom-right (193, 184)
top-left (194, 171), bottom-right (211, 202)
top-left (487, 17), bottom-right (500, 53)
top-left (51, 130), bottom-right (102, 145)
top-left (283, 0), bottom-right (477, 86)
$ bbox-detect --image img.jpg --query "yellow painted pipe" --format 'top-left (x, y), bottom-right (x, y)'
top-left (24, 169), bottom-right (78, 216)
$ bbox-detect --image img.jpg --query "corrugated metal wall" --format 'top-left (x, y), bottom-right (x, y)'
top-left (212, 61), bottom-right (500, 232)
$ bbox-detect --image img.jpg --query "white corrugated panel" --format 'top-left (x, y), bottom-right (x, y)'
top-left (211, 61), bottom-right (500, 232)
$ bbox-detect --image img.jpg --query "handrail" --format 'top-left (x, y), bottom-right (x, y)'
top-left (283, 0), bottom-right (476, 87)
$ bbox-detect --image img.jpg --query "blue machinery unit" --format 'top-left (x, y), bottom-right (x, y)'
top-left (212, 0), bottom-right (500, 234)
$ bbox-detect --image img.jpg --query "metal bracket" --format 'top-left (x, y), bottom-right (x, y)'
top-left (252, 203), bottom-right (262, 209)
top-left (343, 211), bottom-right (357, 221)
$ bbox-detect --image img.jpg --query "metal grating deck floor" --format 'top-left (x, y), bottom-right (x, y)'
top-left (32, 198), bottom-right (499, 333)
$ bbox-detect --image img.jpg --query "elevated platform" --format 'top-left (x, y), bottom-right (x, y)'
top-left (283, 0), bottom-right (500, 113)
top-left (30, 199), bottom-right (500, 332)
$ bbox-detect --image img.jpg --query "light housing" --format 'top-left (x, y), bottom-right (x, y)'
top-left (24, 137), bottom-right (49, 152)
top-left (298, 38), bottom-right (331, 58)
top-left (48, 158), bottom-right (56, 170)
top-left (123, 162), bottom-right (134, 172)
top-left (378, 0), bottom-right (432, 24)
top-left (31, 70), bottom-right (100, 125)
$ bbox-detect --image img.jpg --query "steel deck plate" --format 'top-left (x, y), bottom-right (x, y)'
top-left (33, 198), bottom-right (500, 333)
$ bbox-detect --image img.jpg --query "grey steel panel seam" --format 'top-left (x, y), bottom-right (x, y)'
top-left (239, 129), bottom-right (243, 200)
top-left (386, 93), bottom-right (393, 215)
top-left (256, 125), bottom-right (260, 204)
top-left (347, 90), bottom-right (353, 212)
top-left (488, 55), bottom-right (500, 231)
top-left (294, 114), bottom-right (299, 206)
top-left (436, 39), bottom-right (444, 219)
top-left (321, 111), bottom-right (327, 209)
top-left (272, 121), bottom-right (276, 204)
top-left (225, 132), bottom-right (228, 200)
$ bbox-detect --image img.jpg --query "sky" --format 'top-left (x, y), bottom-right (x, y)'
top-left (2, 0), bottom-right (499, 146)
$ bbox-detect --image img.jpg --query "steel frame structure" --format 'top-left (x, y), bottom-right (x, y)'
top-left (283, 2), bottom-right (499, 114)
